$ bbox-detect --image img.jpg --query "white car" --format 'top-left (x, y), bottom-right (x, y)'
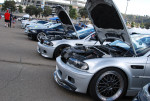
top-left (25, 22), bottom-right (54, 34)
top-left (54, 3), bottom-right (150, 101)
top-left (1, 15), bottom-right (4, 18)
top-left (21, 19), bottom-right (39, 29)
top-left (37, 30), bottom-right (97, 58)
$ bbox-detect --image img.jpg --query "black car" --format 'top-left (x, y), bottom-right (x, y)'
top-left (27, 23), bottom-right (82, 41)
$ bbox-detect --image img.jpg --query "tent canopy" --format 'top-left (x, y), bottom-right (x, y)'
top-left (49, 17), bottom-right (59, 21)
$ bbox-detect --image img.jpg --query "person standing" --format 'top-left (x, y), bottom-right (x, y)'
top-left (12, 16), bottom-right (16, 28)
top-left (9, 12), bottom-right (13, 28)
top-left (4, 10), bottom-right (10, 27)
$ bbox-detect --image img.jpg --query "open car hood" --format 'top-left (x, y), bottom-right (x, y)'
top-left (55, 6), bottom-right (78, 36)
top-left (85, 0), bottom-right (134, 49)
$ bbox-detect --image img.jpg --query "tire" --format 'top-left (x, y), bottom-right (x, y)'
top-left (54, 45), bottom-right (70, 58)
top-left (89, 68), bottom-right (127, 101)
top-left (37, 32), bottom-right (47, 41)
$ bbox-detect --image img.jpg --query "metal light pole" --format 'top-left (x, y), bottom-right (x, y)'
top-left (124, 0), bottom-right (130, 23)
top-left (125, 0), bottom-right (130, 15)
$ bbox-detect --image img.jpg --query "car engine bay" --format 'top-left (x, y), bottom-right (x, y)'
top-left (61, 45), bottom-right (134, 63)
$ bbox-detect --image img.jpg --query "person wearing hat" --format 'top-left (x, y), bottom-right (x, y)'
top-left (4, 10), bottom-right (10, 27)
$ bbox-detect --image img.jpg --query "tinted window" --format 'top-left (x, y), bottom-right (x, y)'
top-left (75, 26), bottom-right (82, 31)
top-left (140, 37), bottom-right (150, 46)
top-left (54, 25), bottom-right (64, 31)
top-left (37, 21), bottom-right (48, 24)
top-left (110, 36), bottom-right (150, 55)
top-left (79, 28), bottom-right (95, 39)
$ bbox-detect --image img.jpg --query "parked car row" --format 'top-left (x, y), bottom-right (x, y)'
top-left (20, 0), bottom-right (150, 101)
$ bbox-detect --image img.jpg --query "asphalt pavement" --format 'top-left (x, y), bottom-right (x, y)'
top-left (0, 18), bottom-right (133, 101)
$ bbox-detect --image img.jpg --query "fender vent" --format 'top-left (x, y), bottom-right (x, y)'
top-left (131, 65), bottom-right (144, 69)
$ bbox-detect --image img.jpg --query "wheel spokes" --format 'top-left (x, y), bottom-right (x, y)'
top-left (97, 73), bottom-right (121, 97)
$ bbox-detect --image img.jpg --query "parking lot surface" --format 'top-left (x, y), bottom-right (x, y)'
top-left (0, 18), bottom-right (133, 101)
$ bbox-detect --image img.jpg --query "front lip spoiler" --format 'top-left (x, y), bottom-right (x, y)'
top-left (54, 71), bottom-right (76, 91)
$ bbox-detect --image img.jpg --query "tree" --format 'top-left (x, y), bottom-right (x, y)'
top-left (79, 7), bottom-right (88, 23)
top-left (140, 22), bottom-right (145, 28)
top-left (18, 5), bottom-right (23, 13)
top-left (25, 5), bottom-right (36, 16)
top-left (69, 6), bottom-right (78, 19)
top-left (42, 6), bottom-right (52, 18)
top-left (34, 7), bottom-right (43, 18)
top-left (131, 21), bottom-right (135, 27)
top-left (79, 7), bottom-right (88, 19)
top-left (2, 1), bottom-right (16, 12)
top-left (145, 23), bottom-right (150, 29)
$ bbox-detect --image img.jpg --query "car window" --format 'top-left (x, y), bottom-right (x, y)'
top-left (140, 37), bottom-right (150, 46)
top-left (37, 21), bottom-right (48, 24)
top-left (110, 40), bottom-right (130, 49)
top-left (55, 25), bottom-right (63, 29)
top-left (75, 26), bottom-right (82, 31)
top-left (78, 28), bottom-right (95, 39)
top-left (110, 36), bottom-right (150, 55)
top-left (54, 25), bottom-right (64, 31)
top-left (49, 24), bottom-right (61, 29)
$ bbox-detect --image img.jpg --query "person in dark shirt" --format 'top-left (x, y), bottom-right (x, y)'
top-left (10, 13), bottom-right (13, 28)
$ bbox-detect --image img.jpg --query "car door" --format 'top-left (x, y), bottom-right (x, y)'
top-left (142, 57), bottom-right (150, 86)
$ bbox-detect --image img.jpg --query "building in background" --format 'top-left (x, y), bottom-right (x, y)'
top-left (4, 0), bottom-right (15, 1)
top-left (0, 3), bottom-right (2, 12)
top-left (20, 0), bottom-right (86, 8)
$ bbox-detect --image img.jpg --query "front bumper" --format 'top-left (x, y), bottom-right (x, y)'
top-left (21, 24), bottom-right (25, 28)
top-left (54, 57), bottom-right (94, 93)
top-left (28, 32), bottom-right (37, 40)
top-left (37, 42), bottom-right (55, 58)
top-left (24, 28), bottom-right (29, 34)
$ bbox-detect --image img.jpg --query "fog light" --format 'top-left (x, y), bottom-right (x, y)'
top-left (68, 76), bottom-right (75, 83)
top-left (43, 50), bottom-right (47, 54)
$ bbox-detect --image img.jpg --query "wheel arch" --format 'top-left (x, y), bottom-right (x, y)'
top-left (37, 32), bottom-right (46, 41)
top-left (53, 44), bottom-right (71, 58)
top-left (87, 67), bottom-right (129, 94)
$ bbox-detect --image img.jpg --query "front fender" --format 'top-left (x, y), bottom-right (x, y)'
top-left (84, 58), bottom-right (137, 90)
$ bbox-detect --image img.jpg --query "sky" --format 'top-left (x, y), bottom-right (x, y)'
top-left (113, 0), bottom-right (150, 16)
top-left (0, 0), bottom-right (150, 16)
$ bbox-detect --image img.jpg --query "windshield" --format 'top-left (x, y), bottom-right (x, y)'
top-left (37, 21), bottom-right (48, 24)
top-left (71, 28), bottom-right (95, 39)
top-left (79, 28), bottom-right (95, 39)
top-left (48, 23), bottom-right (61, 29)
top-left (110, 35), bottom-right (150, 54)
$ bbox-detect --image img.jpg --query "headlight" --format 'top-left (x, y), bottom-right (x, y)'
top-left (43, 40), bottom-right (53, 46)
top-left (31, 30), bottom-right (37, 33)
top-left (67, 58), bottom-right (89, 70)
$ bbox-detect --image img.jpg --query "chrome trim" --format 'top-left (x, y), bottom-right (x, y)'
top-left (133, 76), bottom-right (150, 79)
